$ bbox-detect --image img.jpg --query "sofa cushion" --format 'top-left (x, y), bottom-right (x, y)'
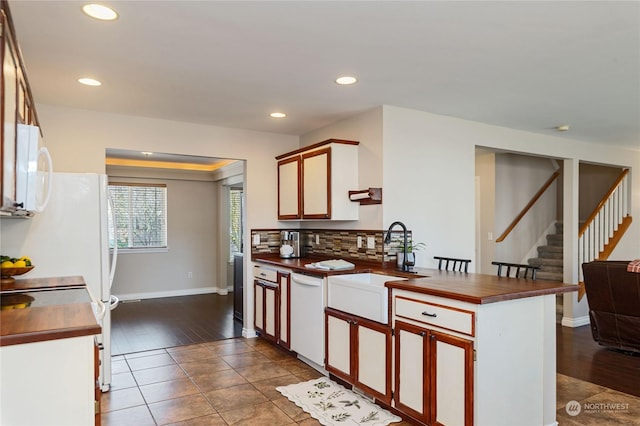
top-left (582, 260), bottom-right (640, 353)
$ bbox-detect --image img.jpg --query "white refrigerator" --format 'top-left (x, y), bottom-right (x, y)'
top-left (1, 172), bottom-right (118, 391)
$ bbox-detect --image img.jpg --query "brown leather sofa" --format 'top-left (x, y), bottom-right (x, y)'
top-left (582, 260), bottom-right (640, 353)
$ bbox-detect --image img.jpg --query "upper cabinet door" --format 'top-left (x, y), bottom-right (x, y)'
top-left (2, 12), bottom-right (19, 211)
top-left (302, 147), bottom-right (331, 219)
top-left (277, 156), bottom-right (301, 220)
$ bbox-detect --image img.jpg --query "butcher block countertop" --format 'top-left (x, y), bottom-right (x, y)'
top-left (0, 276), bottom-right (101, 347)
top-left (384, 268), bottom-right (578, 304)
top-left (252, 253), bottom-right (578, 304)
top-left (252, 253), bottom-right (420, 278)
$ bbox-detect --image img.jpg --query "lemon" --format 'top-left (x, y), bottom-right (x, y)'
top-left (13, 260), bottom-right (26, 268)
top-left (19, 256), bottom-right (31, 262)
top-left (1, 260), bottom-right (15, 268)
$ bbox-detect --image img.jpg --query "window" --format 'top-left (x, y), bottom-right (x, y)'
top-left (229, 187), bottom-right (243, 255)
top-left (108, 183), bottom-right (167, 250)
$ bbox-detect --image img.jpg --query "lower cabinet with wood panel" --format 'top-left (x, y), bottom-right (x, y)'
top-left (394, 320), bottom-right (474, 426)
top-left (253, 265), bottom-right (291, 350)
top-left (254, 278), bottom-right (278, 342)
top-left (325, 308), bottom-right (392, 404)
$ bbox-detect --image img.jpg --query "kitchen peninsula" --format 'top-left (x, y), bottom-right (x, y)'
top-left (0, 276), bottom-right (101, 426)
top-left (252, 253), bottom-right (577, 426)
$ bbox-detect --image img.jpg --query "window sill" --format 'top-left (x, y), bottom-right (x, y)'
top-left (111, 247), bottom-right (169, 254)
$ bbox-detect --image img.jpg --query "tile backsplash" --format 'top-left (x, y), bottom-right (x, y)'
top-left (250, 228), bottom-right (413, 264)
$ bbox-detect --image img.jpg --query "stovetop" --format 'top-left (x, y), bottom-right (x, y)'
top-left (1, 286), bottom-right (91, 310)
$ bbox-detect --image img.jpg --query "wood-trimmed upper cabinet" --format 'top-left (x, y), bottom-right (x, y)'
top-left (276, 139), bottom-right (359, 221)
top-left (1, 4), bottom-right (41, 213)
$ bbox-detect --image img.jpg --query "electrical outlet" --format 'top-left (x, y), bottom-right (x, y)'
top-left (367, 236), bottom-right (375, 249)
top-left (316, 234), bottom-right (320, 244)
top-left (357, 236), bottom-right (363, 248)
top-left (187, 272), bottom-right (193, 278)
top-left (488, 232), bottom-right (493, 241)
top-left (253, 234), bottom-right (261, 245)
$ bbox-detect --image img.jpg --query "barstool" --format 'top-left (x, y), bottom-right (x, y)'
top-left (491, 261), bottom-right (539, 279)
top-left (434, 256), bottom-right (472, 273)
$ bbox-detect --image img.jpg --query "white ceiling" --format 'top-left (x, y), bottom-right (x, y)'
top-left (9, 1), bottom-right (640, 151)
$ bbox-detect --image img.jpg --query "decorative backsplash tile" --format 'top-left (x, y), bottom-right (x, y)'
top-left (250, 228), bottom-right (413, 264)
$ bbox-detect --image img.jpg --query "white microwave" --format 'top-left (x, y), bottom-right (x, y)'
top-left (12, 124), bottom-right (52, 215)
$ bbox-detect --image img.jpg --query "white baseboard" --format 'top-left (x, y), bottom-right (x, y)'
top-left (561, 315), bottom-right (590, 328)
top-left (243, 328), bottom-right (258, 338)
top-left (115, 286), bottom-right (230, 301)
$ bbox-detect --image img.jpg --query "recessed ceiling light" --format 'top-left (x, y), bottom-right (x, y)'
top-left (335, 76), bottom-right (357, 85)
top-left (82, 4), bottom-right (118, 21)
top-left (78, 78), bottom-right (102, 86)
top-left (141, 152), bottom-right (153, 156)
top-left (555, 124), bottom-right (570, 132)
top-left (270, 112), bottom-right (286, 118)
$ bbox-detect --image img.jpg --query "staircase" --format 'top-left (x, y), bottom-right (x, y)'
top-left (528, 222), bottom-right (563, 282)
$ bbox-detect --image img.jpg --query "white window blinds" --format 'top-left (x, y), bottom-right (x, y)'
top-left (109, 183), bottom-right (167, 249)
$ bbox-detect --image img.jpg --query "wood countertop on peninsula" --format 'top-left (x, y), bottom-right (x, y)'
top-left (252, 254), bottom-right (578, 304)
top-left (385, 268), bottom-right (578, 304)
top-left (0, 276), bottom-right (101, 347)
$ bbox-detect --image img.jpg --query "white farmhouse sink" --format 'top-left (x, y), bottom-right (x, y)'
top-left (327, 273), bottom-right (407, 323)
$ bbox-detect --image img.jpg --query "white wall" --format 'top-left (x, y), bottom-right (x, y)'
top-left (382, 106), bottom-right (477, 269)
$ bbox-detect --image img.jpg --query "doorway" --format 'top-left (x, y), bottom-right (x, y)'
top-left (105, 149), bottom-right (245, 355)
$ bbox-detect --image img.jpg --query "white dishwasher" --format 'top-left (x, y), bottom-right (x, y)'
top-left (290, 272), bottom-right (326, 369)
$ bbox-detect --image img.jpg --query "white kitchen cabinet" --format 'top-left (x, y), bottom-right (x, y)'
top-left (325, 308), bottom-right (392, 403)
top-left (1, 5), bottom-right (41, 213)
top-left (277, 156), bottom-right (301, 219)
top-left (276, 139), bottom-right (359, 221)
top-left (254, 277), bottom-right (278, 342)
top-left (392, 288), bottom-right (553, 426)
top-left (277, 271), bottom-right (291, 349)
top-left (0, 336), bottom-right (97, 425)
top-left (394, 320), bottom-right (474, 426)
top-left (253, 265), bottom-right (291, 350)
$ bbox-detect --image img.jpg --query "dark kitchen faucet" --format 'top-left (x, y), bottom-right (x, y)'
top-left (384, 221), bottom-right (410, 272)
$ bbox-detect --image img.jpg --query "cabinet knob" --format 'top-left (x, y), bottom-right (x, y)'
top-left (421, 311), bottom-right (437, 318)
top-left (419, 331), bottom-right (427, 337)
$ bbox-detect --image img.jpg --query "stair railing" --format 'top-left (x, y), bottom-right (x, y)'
top-left (496, 170), bottom-right (561, 242)
top-left (578, 169), bottom-right (632, 282)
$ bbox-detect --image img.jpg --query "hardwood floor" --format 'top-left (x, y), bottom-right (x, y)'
top-left (111, 293), bottom-right (242, 356)
top-left (112, 293), bottom-right (639, 397)
top-left (556, 323), bottom-right (640, 397)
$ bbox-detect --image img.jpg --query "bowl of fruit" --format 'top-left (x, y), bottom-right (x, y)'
top-left (1, 255), bottom-right (34, 286)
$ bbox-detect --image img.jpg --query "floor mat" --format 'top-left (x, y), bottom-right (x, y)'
top-left (276, 377), bottom-right (402, 425)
